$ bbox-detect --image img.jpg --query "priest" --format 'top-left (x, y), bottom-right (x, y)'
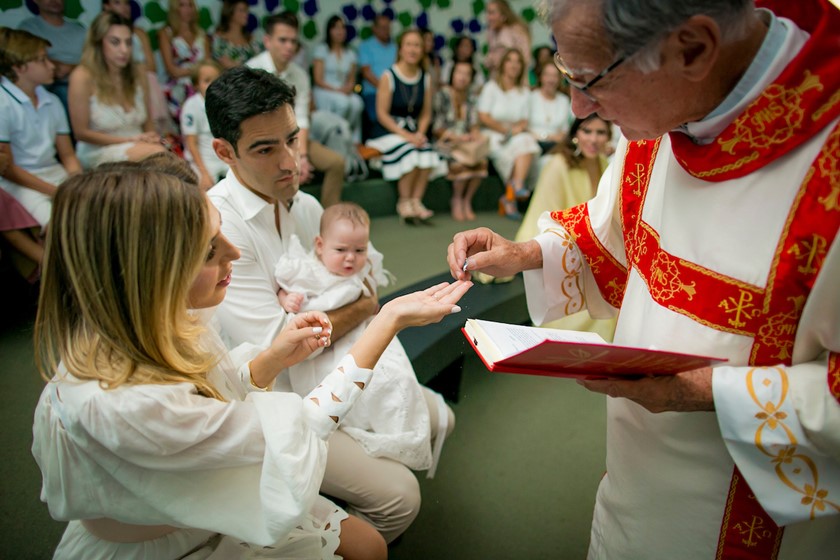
top-left (447, 0), bottom-right (840, 557)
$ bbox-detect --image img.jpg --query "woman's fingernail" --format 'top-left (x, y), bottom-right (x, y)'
top-left (313, 326), bottom-right (323, 334)
top-left (450, 305), bottom-right (462, 314)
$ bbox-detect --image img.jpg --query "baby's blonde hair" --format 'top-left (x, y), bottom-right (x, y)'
top-left (320, 202), bottom-right (370, 236)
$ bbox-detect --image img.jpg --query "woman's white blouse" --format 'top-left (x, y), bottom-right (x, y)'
top-left (476, 80), bottom-right (531, 124)
top-left (32, 352), bottom-right (372, 548)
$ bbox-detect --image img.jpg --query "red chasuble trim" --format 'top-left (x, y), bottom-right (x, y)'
top-left (716, 467), bottom-right (784, 560)
top-left (550, 204), bottom-right (627, 309)
top-left (619, 123), bottom-right (840, 364)
top-left (828, 353), bottom-right (840, 405)
top-left (670, 0), bottom-right (840, 182)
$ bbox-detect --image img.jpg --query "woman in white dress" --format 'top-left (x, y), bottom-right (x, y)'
top-left (477, 47), bottom-right (539, 219)
top-left (31, 159), bottom-right (470, 559)
top-left (365, 29), bottom-right (441, 224)
top-left (312, 16), bottom-right (365, 144)
top-left (158, 0), bottom-right (210, 120)
top-left (69, 12), bottom-right (165, 168)
top-left (528, 62), bottom-right (572, 155)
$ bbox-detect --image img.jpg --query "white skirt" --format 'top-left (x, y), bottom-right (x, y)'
top-left (365, 133), bottom-right (441, 181)
top-left (53, 497), bottom-right (348, 560)
top-left (485, 130), bottom-right (540, 181)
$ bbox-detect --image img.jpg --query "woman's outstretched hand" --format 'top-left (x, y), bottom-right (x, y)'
top-left (249, 311), bottom-right (333, 388)
top-left (379, 281), bottom-right (472, 329)
top-left (351, 281), bottom-right (472, 370)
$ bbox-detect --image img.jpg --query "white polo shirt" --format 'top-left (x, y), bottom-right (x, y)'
top-left (245, 51), bottom-right (311, 130)
top-left (0, 77), bottom-right (69, 170)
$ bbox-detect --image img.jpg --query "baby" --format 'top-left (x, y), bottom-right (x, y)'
top-left (275, 203), bottom-right (448, 473)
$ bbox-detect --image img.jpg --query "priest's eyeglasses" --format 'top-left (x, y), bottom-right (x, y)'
top-left (553, 52), bottom-right (628, 102)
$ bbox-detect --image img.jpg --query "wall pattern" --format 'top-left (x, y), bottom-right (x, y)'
top-left (0, 0), bottom-right (554, 60)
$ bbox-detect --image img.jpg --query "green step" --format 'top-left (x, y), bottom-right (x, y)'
top-left (302, 175), bottom-right (507, 218)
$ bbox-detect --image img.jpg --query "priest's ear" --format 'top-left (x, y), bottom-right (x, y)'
top-left (213, 138), bottom-right (238, 166)
top-left (663, 14), bottom-right (721, 82)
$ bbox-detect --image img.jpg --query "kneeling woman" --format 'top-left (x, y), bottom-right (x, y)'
top-left (32, 160), bottom-right (469, 559)
top-left (365, 28), bottom-right (441, 224)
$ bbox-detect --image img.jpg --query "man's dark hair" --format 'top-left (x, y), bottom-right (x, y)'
top-left (264, 11), bottom-right (299, 35)
top-left (205, 66), bottom-right (297, 155)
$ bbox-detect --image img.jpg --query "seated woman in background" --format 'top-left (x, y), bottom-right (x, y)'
top-left (312, 15), bottom-right (365, 144)
top-left (515, 114), bottom-right (616, 340)
top-left (440, 35), bottom-right (484, 91)
top-left (32, 159), bottom-right (470, 559)
top-left (158, 0), bottom-right (210, 120)
top-left (432, 61), bottom-right (487, 222)
top-left (365, 28), bottom-right (441, 224)
top-left (212, 0), bottom-right (261, 69)
top-left (483, 0), bottom-right (530, 84)
top-left (180, 60), bottom-right (227, 189)
top-left (101, 0), bottom-right (172, 134)
top-left (528, 45), bottom-right (552, 87)
top-left (420, 28), bottom-right (441, 93)
top-left (477, 47), bottom-right (539, 220)
top-left (528, 61), bottom-right (571, 155)
top-left (69, 12), bottom-right (164, 168)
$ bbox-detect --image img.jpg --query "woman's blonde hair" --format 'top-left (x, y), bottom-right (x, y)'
top-left (0, 27), bottom-right (51, 81)
top-left (35, 165), bottom-right (224, 400)
top-left (167, 0), bottom-right (201, 38)
top-left (495, 48), bottom-right (526, 87)
top-left (80, 11), bottom-right (139, 107)
top-left (489, 0), bottom-right (531, 39)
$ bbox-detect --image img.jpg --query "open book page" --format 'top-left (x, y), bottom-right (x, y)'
top-left (467, 319), bottom-right (605, 360)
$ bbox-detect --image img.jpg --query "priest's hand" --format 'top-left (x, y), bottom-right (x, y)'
top-left (577, 367), bottom-right (715, 413)
top-left (447, 227), bottom-right (543, 281)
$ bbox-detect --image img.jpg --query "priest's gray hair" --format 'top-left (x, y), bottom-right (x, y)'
top-left (549, 0), bottom-right (753, 73)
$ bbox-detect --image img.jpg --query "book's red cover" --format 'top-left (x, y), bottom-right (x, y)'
top-left (461, 328), bottom-right (727, 379)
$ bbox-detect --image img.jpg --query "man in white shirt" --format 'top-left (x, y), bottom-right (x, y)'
top-left (448, 0), bottom-right (840, 558)
top-left (246, 12), bottom-right (346, 208)
top-left (206, 66), bottom-right (443, 544)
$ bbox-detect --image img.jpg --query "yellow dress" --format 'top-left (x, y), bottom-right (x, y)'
top-left (515, 154), bottom-right (617, 341)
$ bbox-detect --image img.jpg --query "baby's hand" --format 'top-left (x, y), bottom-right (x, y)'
top-left (278, 289), bottom-right (305, 313)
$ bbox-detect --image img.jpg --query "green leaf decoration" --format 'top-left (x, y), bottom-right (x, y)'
top-left (437, 0), bottom-right (451, 8)
top-left (472, 0), bottom-right (484, 17)
top-left (397, 11), bottom-right (412, 27)
top-left (199, 7), bottom-right (213, 31)
top-left (303, 20), bottom-right (318, 40)
top-left (284, 0), bottom-right (300, 12)
top-left (149, 28), bottom-right (160, 52)
top-left (0, 0), bottom-right (24, 12)
top-left (144, 2), bottom-right (168, 25)
top-left (521, 7), bottom-right (536, 22)
top-left (360, 27), bottom-right (372, 40)
top-left (64, 0), bottom-right (83, 19)
top-left (419, 0), bottom-right (432, 9)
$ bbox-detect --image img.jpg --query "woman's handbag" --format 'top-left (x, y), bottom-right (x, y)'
top-left (447, 135), bottom-right (490, 167)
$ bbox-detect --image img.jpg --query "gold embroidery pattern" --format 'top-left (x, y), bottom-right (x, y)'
top-left (746, 367), bottom-right (840, 519)
top-left (752, 296), bottom-right (805, 363)
top-left (685, 151), bottom-right (760, 179)
top-left (719, 289), bottom-right (761, 329)
top-left (552, 228), bottom-right (586, 316)
top-left (719, 72), bottom-right (823, 154)
top-left (812, 89), bottom-right (840, 122)
top-left (816, 128), bottom-right (840, 211)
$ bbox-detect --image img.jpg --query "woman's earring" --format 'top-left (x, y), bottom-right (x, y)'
top-left (572, 137), bottom-right (581, 157)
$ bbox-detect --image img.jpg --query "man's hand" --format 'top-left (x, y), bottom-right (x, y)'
top-left (447, 227), bottom-right (543, 281)
top-left (577, 367), bottom-right (715, 413)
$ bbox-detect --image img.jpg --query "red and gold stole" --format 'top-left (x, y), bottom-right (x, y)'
top-left (551, 1), bottom-right (840, 557)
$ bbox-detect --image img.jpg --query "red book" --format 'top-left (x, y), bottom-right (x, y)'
top-left (462, 319), bottom-right (727, 380)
